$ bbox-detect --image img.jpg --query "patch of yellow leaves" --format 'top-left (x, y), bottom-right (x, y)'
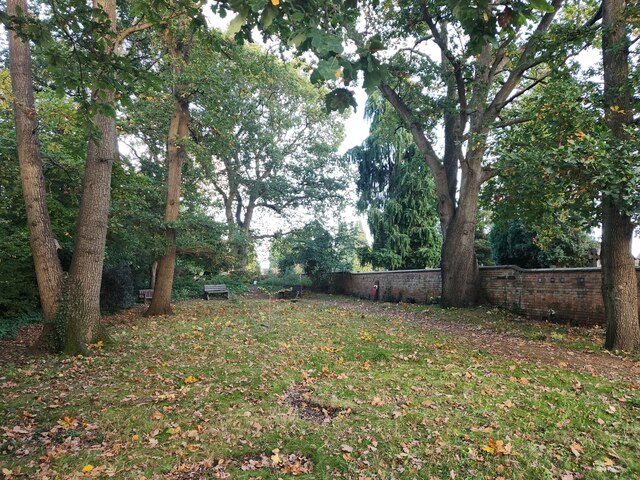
top-left (481, 438), bottom-right (514, 456)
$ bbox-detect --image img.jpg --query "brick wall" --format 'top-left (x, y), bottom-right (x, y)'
top-left (331, 266), bottom-right (640, 326)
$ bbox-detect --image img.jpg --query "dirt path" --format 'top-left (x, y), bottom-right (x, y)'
top-left (324, 297), bottom-right (640, 384)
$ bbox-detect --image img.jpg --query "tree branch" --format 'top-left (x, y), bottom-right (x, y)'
top-left (378, 83), bottom-right (442, 173)
top-left (494, 117), bottom-right (533, 129)
top-left (418, 1), bottom-right (468, 121)
top-left (485, 0), bottom-right (565, 122)
top-left (113, 21), bottom-right (154, 51)
top-left (502, 73), bottom-right (551, 106)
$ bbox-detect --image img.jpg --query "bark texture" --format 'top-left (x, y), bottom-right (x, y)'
top-left (601, 0), bottom-right (640, 351)
top-left (145, 32), bottom-right (190, 316)
top-left (64, 0), bottom-right (117, 353)
top-left (440, 176), bottom-right (481, 307)
top-left (150, 260), bottom-right (158, 290)
top-left (7, 0), bottom-right (64, 344)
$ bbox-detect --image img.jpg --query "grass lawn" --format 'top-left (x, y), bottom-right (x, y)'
top-left (408, 303), bottom-right (638, 361)
top-left (1, 295), bottom-right (639, 479)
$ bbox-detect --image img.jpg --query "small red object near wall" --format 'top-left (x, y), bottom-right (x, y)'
top-left (371, 281), bottom-right (380, 301)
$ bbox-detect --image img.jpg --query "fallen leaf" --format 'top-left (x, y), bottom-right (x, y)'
top-left (570, 443), bottom-right (583, 458)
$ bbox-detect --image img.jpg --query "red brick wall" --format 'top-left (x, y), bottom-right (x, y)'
top-left (332, 269), bottom-right (442, 304)
top-left (331, 266), bottom-right (640, 326)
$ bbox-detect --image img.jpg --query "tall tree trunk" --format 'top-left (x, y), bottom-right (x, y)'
top-left (601, 199), bottom-right (639, 350)
top-left (233, 197), bottom-right (255, 271)
top-left (7, 0), bottom-right (64, 348)
top-left (145, 35), bottom-right (190, 315)
top-left (440, 170), bottom-right (481, 307)
top-left (63, 0), bottom-right (117, 354)
top-left (601, 0), bottom-right (640, 351)
top-left (236, 240), bottom-right (250, 271)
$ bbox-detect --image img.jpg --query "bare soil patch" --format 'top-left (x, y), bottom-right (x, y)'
top-left (282, 382), bottom-right (346, 423)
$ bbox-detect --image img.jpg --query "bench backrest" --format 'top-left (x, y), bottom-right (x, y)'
top-left (203, 284), bottom-right (228, 292)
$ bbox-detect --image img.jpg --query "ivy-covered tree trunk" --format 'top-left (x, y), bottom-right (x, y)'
top-left (146, 34), bottom-right (190, 316)
top-left (145, 99), bottom-right (189, 315)
top-left (63, 0), bottom-right (117, 354)
top-left (601, 0), bottom-right (640, 351)
top-left (236, 240), bottom-right (250, 271)
top-left (8, 0), bottom-right (64, 347)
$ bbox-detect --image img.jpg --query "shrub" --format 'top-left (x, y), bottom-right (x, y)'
top-left (256, 274), bottom-right (312, 294)
top-left (172, 272), bottom-right (249, 300)
top-left (101, 264), bottom-right (135, 313)
top-left (0, 311), bottom-right (42, 341)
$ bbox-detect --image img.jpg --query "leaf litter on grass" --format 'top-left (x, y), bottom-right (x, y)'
top-left (0, 295), bottom-right (639, 479)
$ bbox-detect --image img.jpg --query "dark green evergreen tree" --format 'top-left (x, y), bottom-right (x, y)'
top-left (346, 94), bottom-right (441, 270)
top-left (489, 221), bottom-right (597, 269)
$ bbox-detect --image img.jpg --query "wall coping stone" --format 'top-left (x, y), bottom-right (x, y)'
top-left (339, 265), bottom-right (640, 275)
top-left (342, 269), bottom-right (441, 275)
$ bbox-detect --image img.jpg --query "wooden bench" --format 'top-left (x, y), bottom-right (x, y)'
top-left (203, 284), bottom-right (229, 300)
top-left (138, 289), bottom-right (154, 303)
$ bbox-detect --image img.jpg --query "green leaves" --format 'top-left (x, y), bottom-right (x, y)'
top-left (529, 0), bottom-right (556, 13)
top-left (227, 13), bottom-right (247, 35)
top-left (488, 71), bottom-right (640, 244)
top-left (260, 5), bottom-right (278, 28)
top-left (325, 88), bottom-right (357, 113)
top-left (447, 0), bottom-right (557, 53)
top-left (314, 58), bottom-right (341, 83)
top-left (310, 29), bottom-right (344, 56)
top-left (346, 94), bottom-right (441, 270)
top-left (362, 55), bottom-right (385, 94)
top-left (270, 221), bottom-right (363, 278)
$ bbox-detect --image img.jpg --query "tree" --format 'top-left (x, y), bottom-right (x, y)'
top-left (213, 0), bottom-right (595, 306)
top-left (60, 0), bottom-right (120, 353)
top-left (3, 0), bottom-right (205, 352)
top-left (145, 24), bottom-right (193, 316)
top-left (489, 220), bottom-right (597, 268)
top-left (346, 94), bottom-right (441, 271)
top-left (600, 0), bottom-right (640, 350)
top-left (488, 55), bottom-right (640, 350)
top-left (271, 221), bottom-right (362, 283)
top-left (6, 0), bottom-right (63, 333)
top-left (189, 42), bottom-right (347, 270)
